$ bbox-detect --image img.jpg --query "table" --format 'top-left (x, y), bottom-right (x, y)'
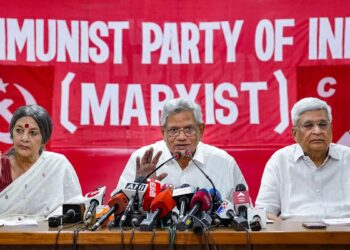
top-left (1, 220), bottom-right (350, 250)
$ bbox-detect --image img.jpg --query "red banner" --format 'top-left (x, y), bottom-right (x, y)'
top-left (297, 65), bottom-right (350, 145)
top-left (0, 65), bottom-right (53, 145)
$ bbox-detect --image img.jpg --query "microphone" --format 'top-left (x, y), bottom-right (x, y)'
top-left (84, 186), bottom-right (107, 223)
top-left (248, 207), bottom-right (267, 230)
top-left (208, 188), bottom-right (223, 225)
top-left (91, 191), bottom-right (129, 231)
top-left (139, 188), bottom-right (176, 231)
top-left (161, 183), bottom-right (176, 191)
top-left (249, 215), bottom-right (262, 231)
top-left (142, 179), bottom-right (161, 212)
top-left (192, 211), bottom-right (213, 235)
top-left (208, 188), bottom-right (222, 213)
top-left (62, 204), bottom-right (85, 223)
top-left (185, 150), bottom-right (220, 208)
top-left (216, 199), bottom-right (248, 231)
top-left (119, 152), bottom-right (181, 227)
top-left (119, 182), bottom-right (148, 227)
top-left (122, 182), bottom-right (148, 200)
top-left (232, 184), bottom-right (250, 219)
top-left (176, 188), bottom-right (212, 231)
top-left (63, 209), bottom-right (77, 222)
top-left (172, 184), bottom-right (196, 220)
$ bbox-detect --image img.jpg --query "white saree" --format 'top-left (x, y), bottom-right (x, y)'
top-left (0, 151), bottom-right (83, 221)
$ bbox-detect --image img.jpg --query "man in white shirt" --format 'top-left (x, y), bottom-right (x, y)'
top-left (115, 98), bottom-right (247, 199)
top-left (256, 97), bottom-right (350, 221)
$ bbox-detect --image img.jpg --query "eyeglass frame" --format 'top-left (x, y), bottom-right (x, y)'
top-left (164, 126), bottom-right (198, 137)
top-left (297, 120), bottom-right (331, 131)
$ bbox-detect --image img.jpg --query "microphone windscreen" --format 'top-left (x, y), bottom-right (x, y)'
top-left (108, 192), bottom-right (129, 214)
top-left (233, 190), bottom-right (250, 205)
top-left (161, 183), bottom-right (176, 191)
top-left (174, 151), bottom-right (182, 159)
top-left (142, 179), bottom-right (161, 211)
top-left (84, 186), bottom-right (106, 206)
top-left (150, 188), bottom-right (176, 218)
top-left (185, 149), bottom-right (192, 158)
top-left (235, 184), bottom-right (247, 191)
top-left (233, 184), bottom-right (250, 218)
top-left (209, 188), bottom-right (222, 202)
top-left (190, 189), bottom-right (212, 211)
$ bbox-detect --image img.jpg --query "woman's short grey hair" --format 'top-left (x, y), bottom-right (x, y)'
top-left (160, 98), bottom-right (203, 126)
top-left (291, 97), bottom-right (332, 126)
top-left (9, 104), bottom-right (52, 154)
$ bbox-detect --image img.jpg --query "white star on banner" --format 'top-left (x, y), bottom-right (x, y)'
top-left (0, 78), bottom-right (9, 93)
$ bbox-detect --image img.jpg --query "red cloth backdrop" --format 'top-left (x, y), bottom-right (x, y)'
top-left (1, 0), bottom-right (350, 202)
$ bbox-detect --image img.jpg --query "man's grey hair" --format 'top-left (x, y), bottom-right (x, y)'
top-left (160, 98), bottom-right (203, 126)
top-left (291, 97), bottom-right (332, 126)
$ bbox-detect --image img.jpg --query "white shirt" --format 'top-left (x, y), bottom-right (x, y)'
top-left (255, 143), bottom-right (350, 220)
top-left (116, 140), bottom-right (247, 199)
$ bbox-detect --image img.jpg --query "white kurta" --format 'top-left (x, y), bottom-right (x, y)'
top-left (0, 151), bottom-right (83, 220)
top-left (115, 140), bottom-right (247, 199)
top-left (256, 143), bottom-right (350, 220)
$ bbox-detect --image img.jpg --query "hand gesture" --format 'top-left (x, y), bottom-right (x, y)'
top-left (136, 147), bottom-right (168, 181)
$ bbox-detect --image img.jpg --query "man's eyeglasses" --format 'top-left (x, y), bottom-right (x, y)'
top-left (166, 127), bottom-right (197, 137)
top-left (299, 121), bottom-right (331, 131)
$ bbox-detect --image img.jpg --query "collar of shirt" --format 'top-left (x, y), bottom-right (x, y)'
top-left (158, 140), bottom-right (205, 167)
top-left (191, 142), bottom-right (205, 167)
top-left (293, 143), bottom-right (305, 162)
top-left (328, 143), bottom-right (341, 161)
top-left (293, 143), bottom-right (341, 163)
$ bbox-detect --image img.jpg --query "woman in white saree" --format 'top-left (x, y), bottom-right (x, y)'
top-left (0, 105), bottom-right (82, 220)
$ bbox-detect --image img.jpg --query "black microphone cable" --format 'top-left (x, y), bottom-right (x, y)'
top-left (203, 226), bottom-right (218, 250)
top-left (119, 224), bottom-right (125, 250)
top-left (72, 222), bottom-right (86, 250)
top-left (117, 214), bottom-right (126, 250)
top-left (167, 225), bottom-right (176, 250)
top-left (245, 228), bottom-right (253, 250)
top-left (185, 149), bottom-right (220, 209)
top-left (54, 220), bottom-right (85, 250)
top-left (72, 228), bottom-right (81, 250)
top-left (149, 229), bottom-right (156, 250)
top-left (160, 211), bottom-right (177, 250)
top-left (189, 214), bottom-right (217, 250)
top-left (129, 226), bottom-right (136, 250)
top-left (129, 214), bottom-right (140, 250)
top-left (190, 214), bottom-right (210, 234)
